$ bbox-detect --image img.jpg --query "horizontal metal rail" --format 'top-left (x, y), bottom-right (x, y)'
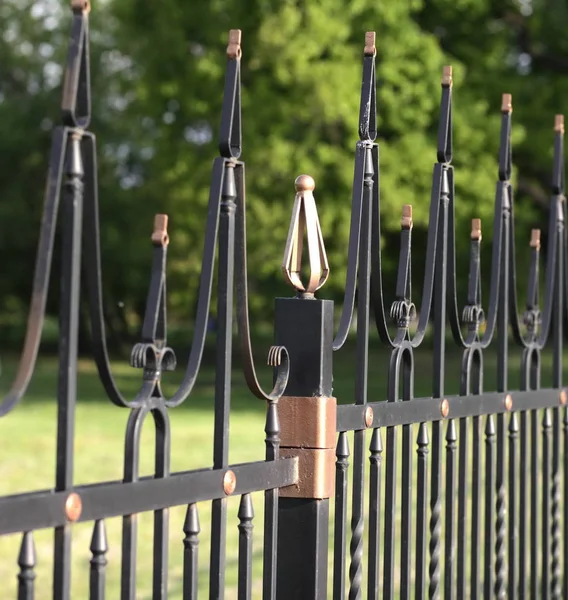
top-left (0, 457), bottom-right (298, 536)
top-left (337, 389), bottom-right (565, 431)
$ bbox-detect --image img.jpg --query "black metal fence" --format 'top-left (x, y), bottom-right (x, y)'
top-left (1, 3), bottom-right (567, 599)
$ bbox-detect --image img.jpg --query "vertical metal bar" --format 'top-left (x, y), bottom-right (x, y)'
top-left (551, 199), bottom-right (563, 600)
top-left (508, 414), bottom-right (519, 598)
top-left (348, 145), bottom-right (373, 600)
top-left (153, 410), bottom-right (171, 600)
top-left (494, 183), bottom-right (509, 600)
top-left (457, 414), bottom-right (468, 598)
top-left (400, 419), bottom-right (412, 600)
top-left (530, 409), bottom-right (540, 598)
top-left (262, 398), bottom-right (279, 600)
top-left (333, 432), bottom-right (350, 600)
top-left (471, 414), bottom-right (482, 599)
top-left (238, 494), bottom-right (254, 600)
top-left (367, 428), bottom-right (383, 600)
top-left (429, 166), bottom-right (449, 600)
top-left (542, 408), bottom-right (552, 597)
top-left (562, 408), bottom-right (568, 600)
top-left (182, 504), bottom-right (200, 600)
top-left (54, 132), bottom-right (83, 600)
top-left (519, 410), bottom-right (528, 599)
top-left (444, 419), bottom-right (457, 598)
top-left (89, 520), bottom-right (108, 600)
top-left (18, 532), bottom-right (36, 600)
top-left (484, 414), bottom-right (496, 598)
top-left (416, 423), bottom-right (429, 600)
top-left (383, 424), bottom-right (397, 600)
top-left (209, 161), bottom-right (235, 600)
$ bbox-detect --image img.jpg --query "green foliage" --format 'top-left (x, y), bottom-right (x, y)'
top-left (0, 0), bottom-right (564, 337)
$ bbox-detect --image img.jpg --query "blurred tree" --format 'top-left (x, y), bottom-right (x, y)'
top-left (0, 0), bottom-right (564, 344)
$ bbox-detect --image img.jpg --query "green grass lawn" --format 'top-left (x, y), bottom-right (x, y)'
top-left (0, 339), bottom-right (563, 598)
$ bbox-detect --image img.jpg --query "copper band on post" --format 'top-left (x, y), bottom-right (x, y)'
top-left (555, 114), bottom-right (565, 134)
top-left (278, 396), bottom-right (337, 499)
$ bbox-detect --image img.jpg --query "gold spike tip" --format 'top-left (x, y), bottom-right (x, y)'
top-left (151, 214), bottom-right (170, 247)
top-left (471, 218), bottom-right (482, 241)
top-left (227, 29), bottom-right (242, 59)
top-left (441, 65), bottom-right (453, 87)
top-left (295, 174), bottom-right (315, 193)
top-left (530, 228), bottom-right (541, 250)
top-left (555, 115), bottom-right (565, 134)
top-left (71, 0), bottom-right (90, 13)
top-left (501, 93), bottom-right (513, 113)
top-left (364, 32), bottom-right (376, 56)
top-left (401, 204), bottom-right (413, 229)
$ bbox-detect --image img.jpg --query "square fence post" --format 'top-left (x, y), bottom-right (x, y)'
top-left (274, 296), bottom-right (334, 600)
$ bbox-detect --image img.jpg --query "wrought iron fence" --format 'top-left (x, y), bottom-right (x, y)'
top-left (1, 3), bottom-right (568, 599)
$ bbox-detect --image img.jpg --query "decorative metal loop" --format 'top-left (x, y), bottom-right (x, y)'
top-left (390, 300), bottom-right (417, 329)
top-left (282, 175), bottom-right (329, 297)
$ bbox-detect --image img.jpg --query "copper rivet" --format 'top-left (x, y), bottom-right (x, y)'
top-left (505, 394), bottom-right (513, 411)
top-left (440, 399), bottom-right (449, 418)
top-left (364, 406), bottom-right (374, 428)
top-left (560, 390), bottom-right (567, 406)
top-left (223, 470), bottom-right (237, 495)
top-left (65, 492), bottom-right (82, 522)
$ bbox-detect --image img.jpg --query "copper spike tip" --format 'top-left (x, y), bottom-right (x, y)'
top-left (364, 32), bottom-right (376, 56)
top-left (401, 204), bottom-right (413, 229)
top-left (442, 65), bottom-right (453, 87)
top-left (555, 114), bottom-right (565, 134)
top-left (294, 174), bottom-right (315, 192)
top-left (71, 0), bottom-right (90, 13)
top-left (471, 218), bottom-right (482, 241)
top-left (530, 228), bottom-right (541, 250)
top-left (227, 29), bottom-right (242, 59)
top-left (501, 93), bottom-right (513, 113)
top-left (152, 214), bottom-right (170, 247)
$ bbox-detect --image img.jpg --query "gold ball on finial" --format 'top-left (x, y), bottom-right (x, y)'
top-left (295, 175), bottom-right (315, 192)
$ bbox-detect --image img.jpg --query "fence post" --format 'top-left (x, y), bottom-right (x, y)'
top-left (274, 175), bottom-right (334, 599)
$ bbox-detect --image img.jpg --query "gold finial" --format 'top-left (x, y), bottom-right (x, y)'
top-left (364, 32), bottom-right (376, 57)
top-left (555, 115), bottom-right (565, 134)
top-left (501, 93), bottom-right (513, 113)
top-left (227, 29), bottom-right (242, 59)
top-left (152, 214), bottom-right (169, 247)
top-left (471, 218), bottom-right (482, 241)
top-left (282, 175), bottom-right (329, 296)
top-left (295, 174), bottom-right (315, 192)
top-left (401, 205), bottom-right (413, 229)
top-left (530, 228), bottom-right (541, 250)
top-left (71, 0), bottom-right (90, 13)
top-left (442, 65), bottom-right (453, 87)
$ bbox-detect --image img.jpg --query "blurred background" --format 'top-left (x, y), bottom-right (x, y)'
top-left (1, 0), bottom-right (566, 349)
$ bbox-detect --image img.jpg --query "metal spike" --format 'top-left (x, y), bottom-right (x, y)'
top-left (336, 431), bottom-right (350, 458)
top-left (89, 520), bottom-right (108, 555)
top-left (17, 532), bottom-right (36, 570)
top-left (183, 504), bottom-right (201, 536)
top-left (238, 493), bottom-right (255, 521)
top-left (369, 428), bottom-right (383, 453)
